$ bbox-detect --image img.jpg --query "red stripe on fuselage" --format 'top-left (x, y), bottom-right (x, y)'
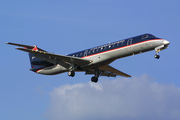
top-left (35, 39), bottom-right (163, 73)
top-left (81, 39), bottom-right (163, 58)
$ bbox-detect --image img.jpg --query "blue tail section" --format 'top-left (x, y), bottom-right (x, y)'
top-left (29, 53), bottom-right (54, 73)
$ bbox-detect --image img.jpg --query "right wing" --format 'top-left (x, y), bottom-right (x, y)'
top-left (99, 65), bottom-right (131, 77)
top-left (85, 65), bottom-right (131, 77)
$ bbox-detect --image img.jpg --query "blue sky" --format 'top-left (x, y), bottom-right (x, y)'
top-left (1, 0), bottom-right (180, 120)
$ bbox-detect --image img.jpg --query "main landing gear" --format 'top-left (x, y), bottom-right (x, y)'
top-left (68, 64), bottom-right (76, 77)
top-left (91, 77), bottom-right (98, 83)
top-left (68, 70), bottom-right (75, 77)
top-left (91, 69), bottom-right (100, 83)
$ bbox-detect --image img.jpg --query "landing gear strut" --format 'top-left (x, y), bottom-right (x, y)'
top-left (154, 44), bottom-right (169, 59)
top-left (68, 64), bottom-right (76, 77)
top-left (91, 68), bottom-right (100, 83)
top-left (155, 47), bottom-right (161, 59)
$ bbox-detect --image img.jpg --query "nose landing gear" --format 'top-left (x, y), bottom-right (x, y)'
top-left (154, 45), bottom-right (163, 59)
top-left (154, 49), bottom-right (160, 59)
top-left (154, 54), bottom-right (160, 59)
top-left (154, 44), bottom-right (169, 59)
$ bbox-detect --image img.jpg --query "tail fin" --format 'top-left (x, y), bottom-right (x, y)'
top-left (28, 46), bottom-right (54, 73)
top-left (6, 42), bottom-right (53, 73)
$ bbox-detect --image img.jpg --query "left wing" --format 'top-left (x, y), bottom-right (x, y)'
top-left (16, 47), bottom-right (92, 66)
top-left (6, 42), bottom-right (92, 66)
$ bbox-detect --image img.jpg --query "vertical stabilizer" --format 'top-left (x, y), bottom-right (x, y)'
top-left (28, 46), bottom-right (53, 73)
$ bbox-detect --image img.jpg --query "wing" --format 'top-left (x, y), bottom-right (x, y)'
top-left (6, 42), bottom-right (47, 52)
top-left (85, 70), bottom-right (117, 77)
top-left (99, 65), bottom-right (131, 77)
top-left (16, 47), bottom-right (92, 66)
top-left (85, 65), bottom-right (131, 77)
top-left (7, 42), bottom-right (92, 66)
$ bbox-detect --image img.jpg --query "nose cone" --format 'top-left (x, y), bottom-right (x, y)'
top-left (164, 40), bottom-right (170, 45)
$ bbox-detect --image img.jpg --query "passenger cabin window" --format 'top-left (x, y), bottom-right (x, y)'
top-left (80, 53), bottom-right (83, 56)
top-left (104, 45), bottom-right (108, 49)
top-left (116, 42), bottom-right (120, 46)
top-left (101, 46), bottom-right (103, 50)
top-left (112, 43), bottom-right (116, 47)
top-left (93, 48), bottom-right (96, 53)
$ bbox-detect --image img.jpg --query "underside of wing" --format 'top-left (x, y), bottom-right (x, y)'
top-left (85, 70), bottom-right (117, 77)
top-left (98, 65), bottom-right (131, 77)
top-left (16, 48), bottom-right (92, 66)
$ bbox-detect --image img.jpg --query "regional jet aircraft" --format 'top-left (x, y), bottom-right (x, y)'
top-left (7, 34), bottom-right (170, 82)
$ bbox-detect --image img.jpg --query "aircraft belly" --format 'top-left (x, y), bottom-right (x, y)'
top-left (37, 64), bottom-right (68, 75)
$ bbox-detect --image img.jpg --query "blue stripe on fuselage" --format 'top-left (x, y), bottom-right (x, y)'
top-left (67, 33), bottom-right (160, 58)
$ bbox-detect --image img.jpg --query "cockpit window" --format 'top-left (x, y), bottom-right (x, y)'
top-left (142, 34), bottom-right (157, 39)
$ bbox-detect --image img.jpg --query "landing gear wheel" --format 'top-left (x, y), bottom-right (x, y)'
top-left (154, 54), bottom-right (160, 59)
top-left (68, 71), bottom-right (75, 77)
top-left (91, 77), bottom-right (98, 83)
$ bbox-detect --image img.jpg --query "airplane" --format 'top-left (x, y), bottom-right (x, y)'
top-left (6, 33), bottom-right (170, 83)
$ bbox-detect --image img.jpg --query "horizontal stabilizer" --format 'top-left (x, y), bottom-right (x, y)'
top-left (6, 42), bottom-right (46, 52)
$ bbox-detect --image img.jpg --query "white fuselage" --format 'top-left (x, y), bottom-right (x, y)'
top-left (36, 38), bottom-right (169, 75)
